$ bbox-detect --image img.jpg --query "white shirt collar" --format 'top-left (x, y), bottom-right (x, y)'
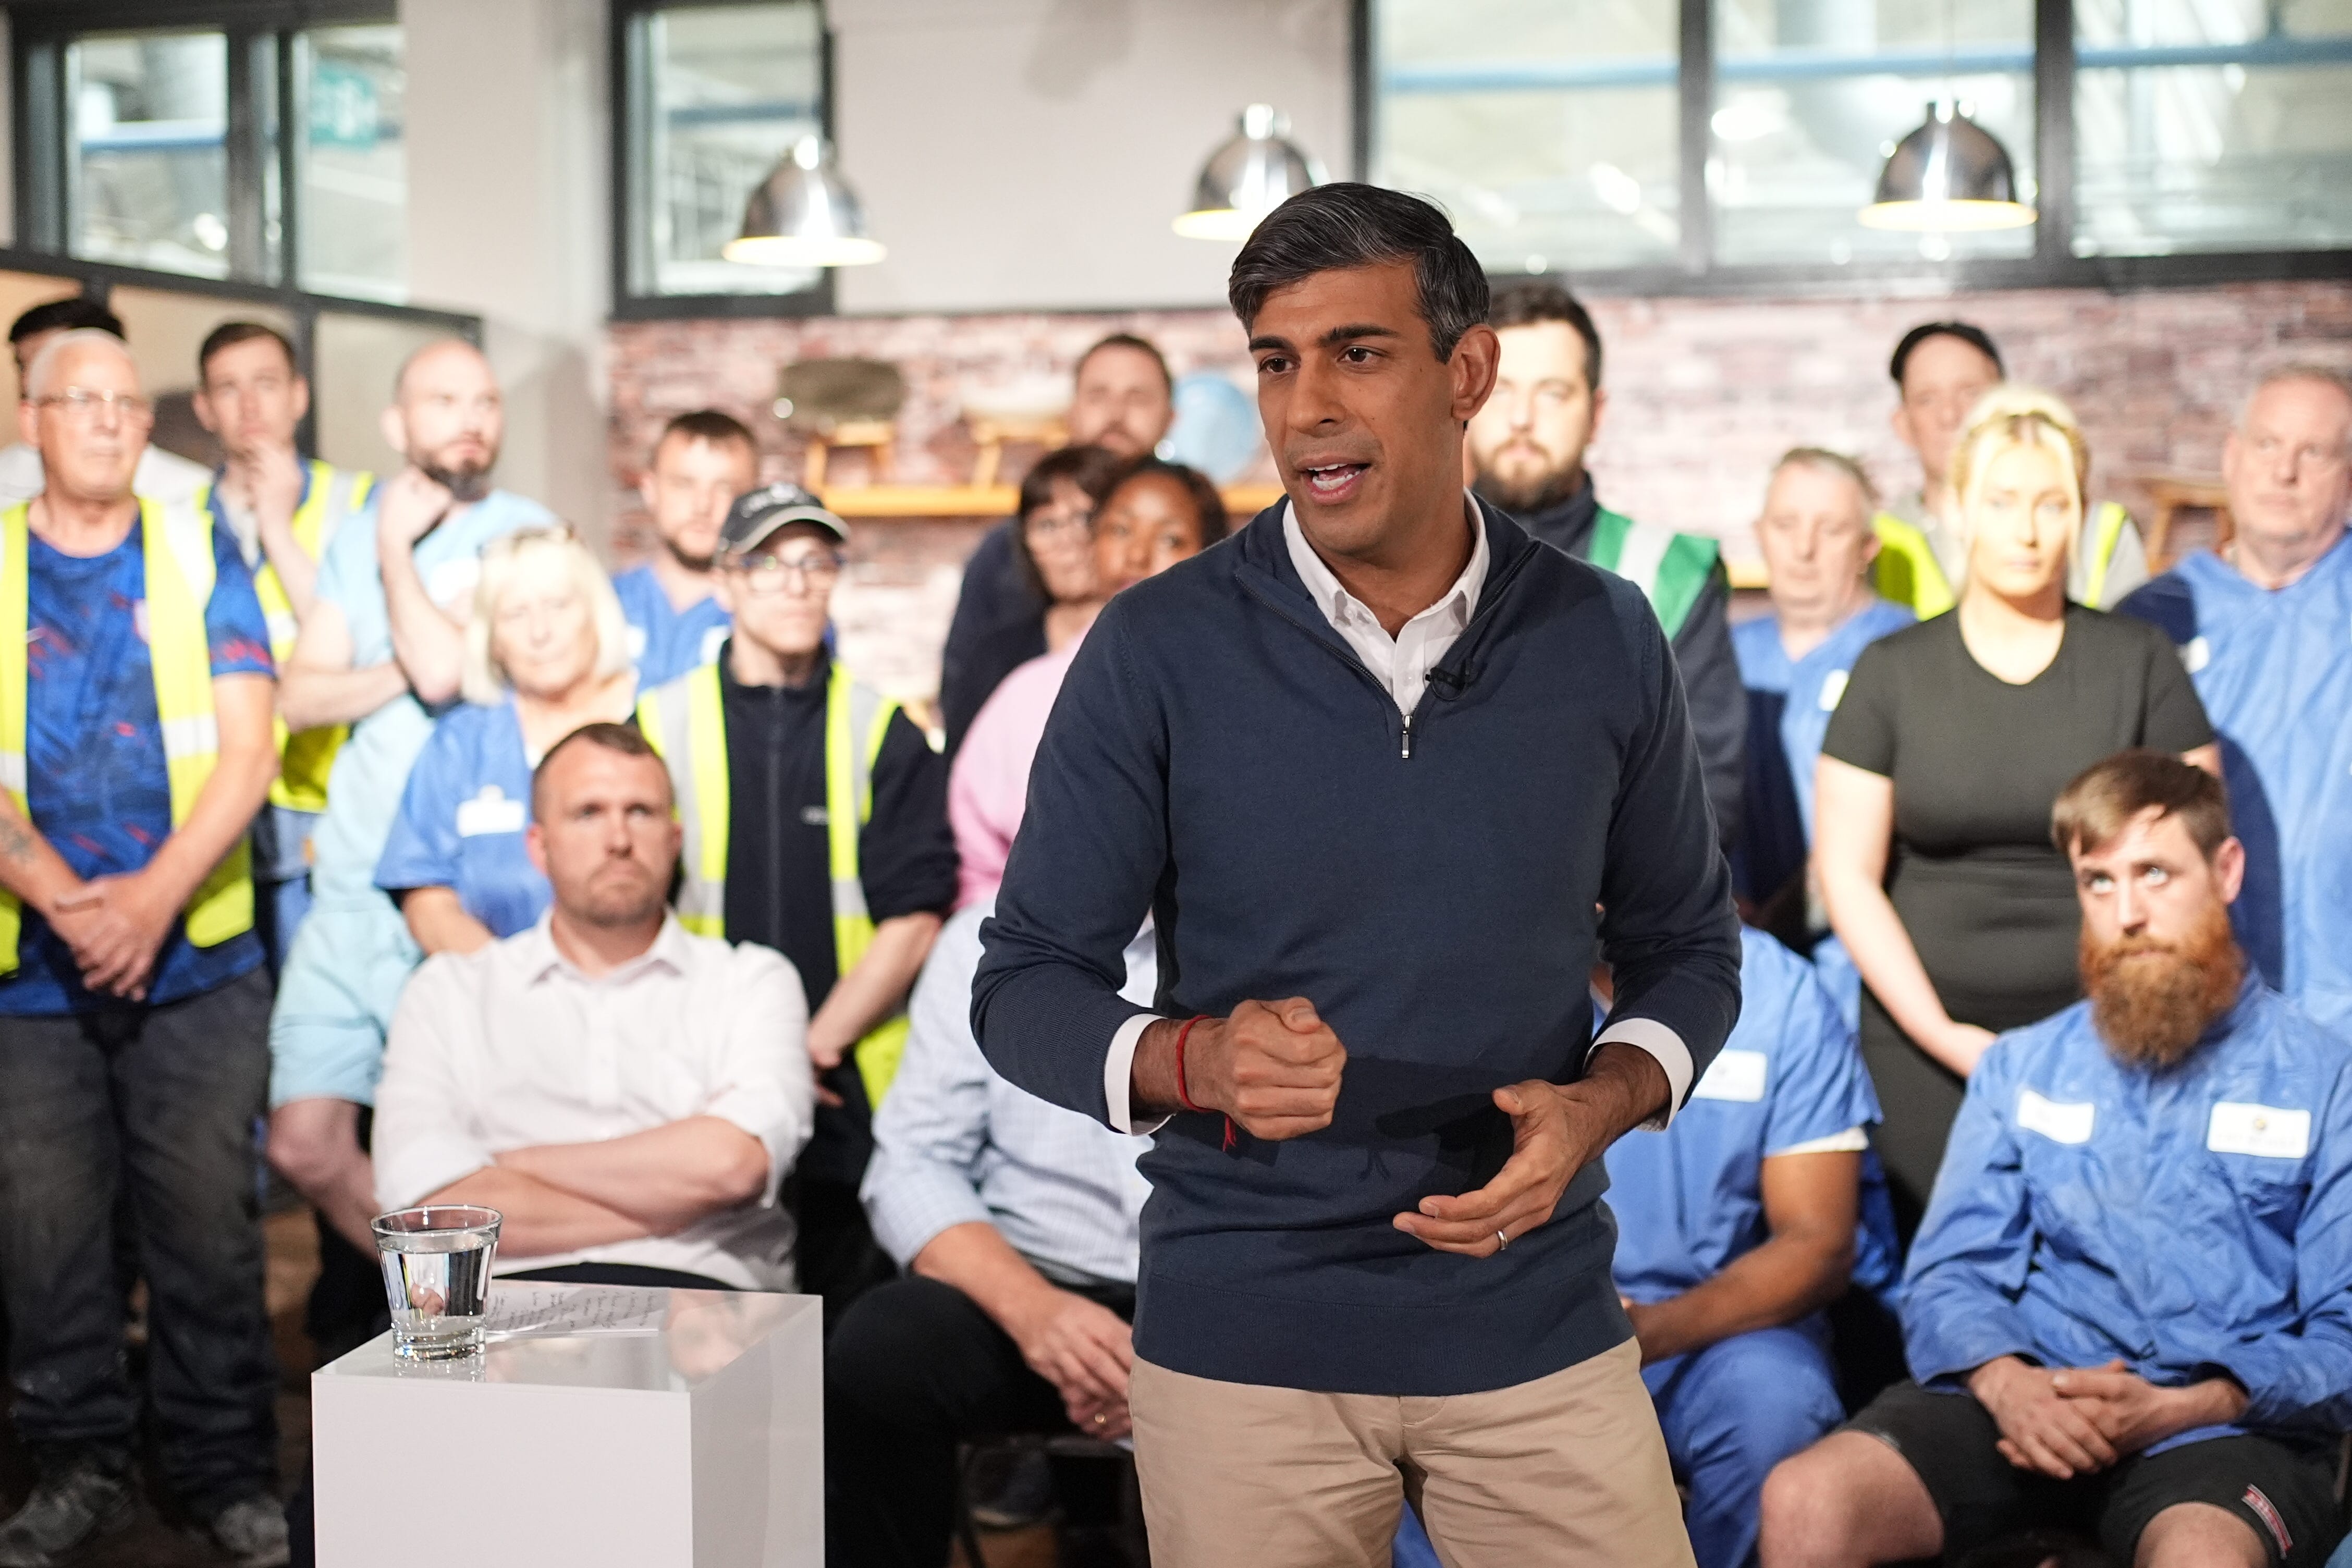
top-left (518, 910), bottom-right (692, 986)
top-left (1281, 492), bottom-right (1490, 636)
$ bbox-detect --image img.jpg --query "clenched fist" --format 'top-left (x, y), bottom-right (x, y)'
top-left (1134, 998), bottom-right (1345, 1141)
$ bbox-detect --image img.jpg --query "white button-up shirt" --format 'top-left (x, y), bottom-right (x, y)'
top-left (1101, 496), bottom-right (1693, 1132)
top-left (374, 915), bottom-right (816, 1291)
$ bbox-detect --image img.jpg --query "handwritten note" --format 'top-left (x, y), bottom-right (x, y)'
top-left (481, 1285), bottom-right (669, 1340)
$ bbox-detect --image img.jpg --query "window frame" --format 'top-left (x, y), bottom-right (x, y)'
top-left (1356, 0), bottom-right (2352, 297)
top-left (608, 0), bottom-right (837, 322)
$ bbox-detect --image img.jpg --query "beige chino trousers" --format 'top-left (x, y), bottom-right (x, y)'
top-left (1129, 1338), bottom-right (1696, 1567)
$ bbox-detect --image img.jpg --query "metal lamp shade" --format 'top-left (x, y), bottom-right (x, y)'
top-left (1858, 102), bottom-right (2037, 232)
top-left (1174, 104), bottom-right (1326, 241)
top-left (723, 136), bottom-right (887, 267)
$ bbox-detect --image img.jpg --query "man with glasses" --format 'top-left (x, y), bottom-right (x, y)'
top-left (263, 338), bottom-right (557, 1361)
top-left (639, 484), bottom-right (956, 1325)
top-left (191, 320), bottom-right (379, 974)
top-left (2120, 365), bottom-right (2352, 1038)
top-left (0, 329), bottom-right (286, 1566)
top-left (0, 296), bottom-right (209, 511)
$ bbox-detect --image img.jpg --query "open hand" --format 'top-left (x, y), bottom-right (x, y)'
top-left (1970, 1356), bottom-right (2119, 1479)
top-left (1007, 1287), bottom-right (1133, 1430)
top-left (1180, 999), bottom-right (1345, 1141)
top-left (376, 466), bottom-right (454, 550)
top-left (1393, 1079), bottom-right (1602, 1257)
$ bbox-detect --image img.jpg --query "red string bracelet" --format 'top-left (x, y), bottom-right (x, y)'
top-left (1170, 1014), bottom-right (1236, 1151)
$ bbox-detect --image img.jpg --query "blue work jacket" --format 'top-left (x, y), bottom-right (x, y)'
top-left (374, 698), bottom-right (549, 939)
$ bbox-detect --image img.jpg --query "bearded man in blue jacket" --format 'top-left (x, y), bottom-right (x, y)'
top-left (973, 183), bottom-right (1741, 1566)
top-left (1760, 750), bottom-right (2352, 1568)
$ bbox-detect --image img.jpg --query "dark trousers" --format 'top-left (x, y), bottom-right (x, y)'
top-left (0, 969), bottom-right (278, 1512)
top-left (825, 1273), bottom-right (1133, 1568)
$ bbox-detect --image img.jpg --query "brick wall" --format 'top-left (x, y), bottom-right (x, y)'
top-left (605, 279), bottom-right (2352, 703)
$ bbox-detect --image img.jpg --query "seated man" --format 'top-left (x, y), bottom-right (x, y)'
top-left (1761, 750), bottom-right (2352, 1568)
top-left (373, 722), bottom-right (814, 1291)
top-left (827, 898), bottom-right (1155, 1568)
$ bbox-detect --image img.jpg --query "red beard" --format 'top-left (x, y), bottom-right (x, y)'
top-left (2079, 902), bottom-right (2245, 1070)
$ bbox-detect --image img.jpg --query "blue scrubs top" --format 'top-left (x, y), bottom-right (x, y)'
top-left (0, 520), bottom-right (275, 1015)
top-left (374, 699), bottom-right (548, 939)
top-left (2119, 537), bottom-right (2352, 1037)
top-left (1905, 981), bottom-right (2352, 1448)
top-left (1607, 928), bottom-right (1895, 1303)
top-left (1729, 598), bottom-right (1914, 907)
top-left (613, 564), bottom-right (730, 689)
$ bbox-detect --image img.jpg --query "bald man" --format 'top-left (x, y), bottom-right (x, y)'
top-left (264, 339), bottom-right (556, 1356)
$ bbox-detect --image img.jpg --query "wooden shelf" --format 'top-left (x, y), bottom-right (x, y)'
top-left (819, 482), bottom-right (1290, 521)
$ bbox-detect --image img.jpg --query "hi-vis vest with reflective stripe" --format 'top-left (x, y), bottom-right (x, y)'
top-left (0, 498), bottom-right (254, 973)
top-left (196, 461), bottom-right (373, 813)
top-left (637, 659), bottom-right (911, 1110)
top-left (1587, 506), bottom-right (1719, 641)
top-left (1871, 500), bottom-right (2135, 619)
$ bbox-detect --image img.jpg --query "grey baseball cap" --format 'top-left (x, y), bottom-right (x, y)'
top-left (717, 482), bottom-right (850, 559)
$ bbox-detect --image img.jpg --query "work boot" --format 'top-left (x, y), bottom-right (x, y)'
top-left (206, 1494), bottom-right (291, 1568)
top-left (0, 1467), bottom-right (136, 1567)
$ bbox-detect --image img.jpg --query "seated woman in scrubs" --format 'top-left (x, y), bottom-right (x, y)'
top-left (376, 527), bottom-right (640, 952)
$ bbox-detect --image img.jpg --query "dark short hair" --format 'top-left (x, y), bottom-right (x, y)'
top-left (1489, 281), bottom-right (1604, 391)
top-left (1011, 444), bottom-right (1123, 601)
top-left (11, 297), bottom-right (123, 346)
top-left (532, 721), bottom-right (668, 815)
top-left (1076, 333), bottom-right (1172, 395)
top-left (2052, 749), bottom-right (2230, 862)
top-left (199, 321), bottom-right (299, 382)
top-left (655, 407), bottom-right (757, 461)
top-left (1890, 321), bottom-right (2004, 386)
top-left (1100, 455), bottom-right (1230, 547)
top-left (1229, 183), bottom-right (1490, 363)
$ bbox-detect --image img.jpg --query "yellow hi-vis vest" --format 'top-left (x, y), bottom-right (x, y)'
top-left (0, 498), bottom-right (255, 973)
top-left (638, 658), bottom-right (911, 1110)
top-left (195, 461), bottom-right (374, 813)
top-left (1872, 500), bottom-right (2135, 619)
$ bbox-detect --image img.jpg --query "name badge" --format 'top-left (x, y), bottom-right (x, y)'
top-left (1816, 669), bottom-right (1851, 712)
top-left (2182, 635), bottom-right (2211, 674)
top-left (455, 786), bottom-right (526, 838)
top-left (624, 622), bottom-right (650, 662)
top-left (2017, 1088), bottom-right (2095, 1145)
top-left (2207, 1101), bottom-right (2310, 1160)
top-left (1692, 1048), bottom-right (1768, 1103)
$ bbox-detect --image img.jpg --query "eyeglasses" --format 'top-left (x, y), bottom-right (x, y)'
top-left (35, 388), bottom-right (153, 425)
top-left (730, 553), bottom-right (842, 594)
top-left (1025, 504), bottom-right (1094, 538)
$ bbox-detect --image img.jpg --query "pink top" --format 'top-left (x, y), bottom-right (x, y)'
top-left (949, 635), bottom-right (1085, 909)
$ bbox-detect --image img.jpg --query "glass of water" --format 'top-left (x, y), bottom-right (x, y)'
top-left (372, 1206), bottom-right (501, 1360)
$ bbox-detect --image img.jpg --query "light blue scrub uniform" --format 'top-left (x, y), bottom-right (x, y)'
top-left (266, 489), bottom-right (557, 1107)
top-left (612, 564), bottom-right (730, 689)
top-left (2119, 535), bottom-right (2352, 1038)
top-left (374, 699), bottom-right (550, 939)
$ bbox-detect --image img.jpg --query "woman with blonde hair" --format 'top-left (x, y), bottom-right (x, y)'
top-left (1812, 388), bottom-right (2219, 1221)
top-left (376, 525), bottom-right (639, 953)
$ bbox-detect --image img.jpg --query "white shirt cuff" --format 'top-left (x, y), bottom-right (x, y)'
top-left (1768, 1125), bottom-right (1872, 1158)
top-left (1103, 1012), bottom-right (1170, 1136)
top-left (1592, 1018), bottom-right (1693, 1131)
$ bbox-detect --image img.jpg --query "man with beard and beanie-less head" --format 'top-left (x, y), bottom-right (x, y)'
top-left (611, 408), bottom-right (756, 687)
top-left (1466, 282), bottom-right (1744, 845)
top-left (2119, 365), bottom-right (2352, 1039)
top-left (1761, 750), bottom-right (2352, 1568)
top-left (974, 183), bottom-right (1740, 1566)
top-left (939, 333), bottom-right (1175, 755)
top-left (263, 338), bottom-right (557, 1361)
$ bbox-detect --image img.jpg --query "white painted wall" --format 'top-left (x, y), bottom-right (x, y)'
top-left (400, 0), bottom-right (613, 542)
top-left (829, 0), bottom-right (1354, 314)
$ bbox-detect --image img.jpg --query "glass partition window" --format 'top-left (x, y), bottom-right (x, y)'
top-left (1371, 0), bottom-right (1682, 274)
top-left (66, 32), bottom-right (232, 278)
top-left (629, 1), bottom-right (825, 298)
top-left (297, 25), bottom-right (408, 302)
top-left (2073, 0), bottom-right (2352, 255)
top-left (1711, 0), bottom-right (2036, 266)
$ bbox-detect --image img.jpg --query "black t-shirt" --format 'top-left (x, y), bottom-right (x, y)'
top-left (1821, 604), bottom-right (2213, 1029)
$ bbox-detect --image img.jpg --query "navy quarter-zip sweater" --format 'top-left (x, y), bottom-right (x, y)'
top-left (973, 497), bottom-right (1742, 1396)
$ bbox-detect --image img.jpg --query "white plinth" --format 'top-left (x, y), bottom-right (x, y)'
top-left (312, 1283), bottom-right (823, 1567)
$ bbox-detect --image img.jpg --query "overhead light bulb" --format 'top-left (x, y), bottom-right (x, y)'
top-left (1174, 104), bottom-right (1325, 241)
top-left (724, 136), bottom-right (887, 267)
top-left (1858, 101), bottom-right (2037, 232)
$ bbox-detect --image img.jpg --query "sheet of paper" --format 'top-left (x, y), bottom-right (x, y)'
top-left (481, 1284), bottom-right (669, 1340)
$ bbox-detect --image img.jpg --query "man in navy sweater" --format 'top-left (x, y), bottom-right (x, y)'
top-left (973, 183), bottom-right (1742, 1565)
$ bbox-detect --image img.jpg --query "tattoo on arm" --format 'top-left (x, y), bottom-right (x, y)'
top-left (0, 814), bottom-right (36, 866)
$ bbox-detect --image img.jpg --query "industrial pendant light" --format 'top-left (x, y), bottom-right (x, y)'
top-left (723, 134), bottom-right (887, 267)
top-left (1174, 104), bottom-right (1325, 241)
top-left (1858, 100), bottom-right (2037, 232)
